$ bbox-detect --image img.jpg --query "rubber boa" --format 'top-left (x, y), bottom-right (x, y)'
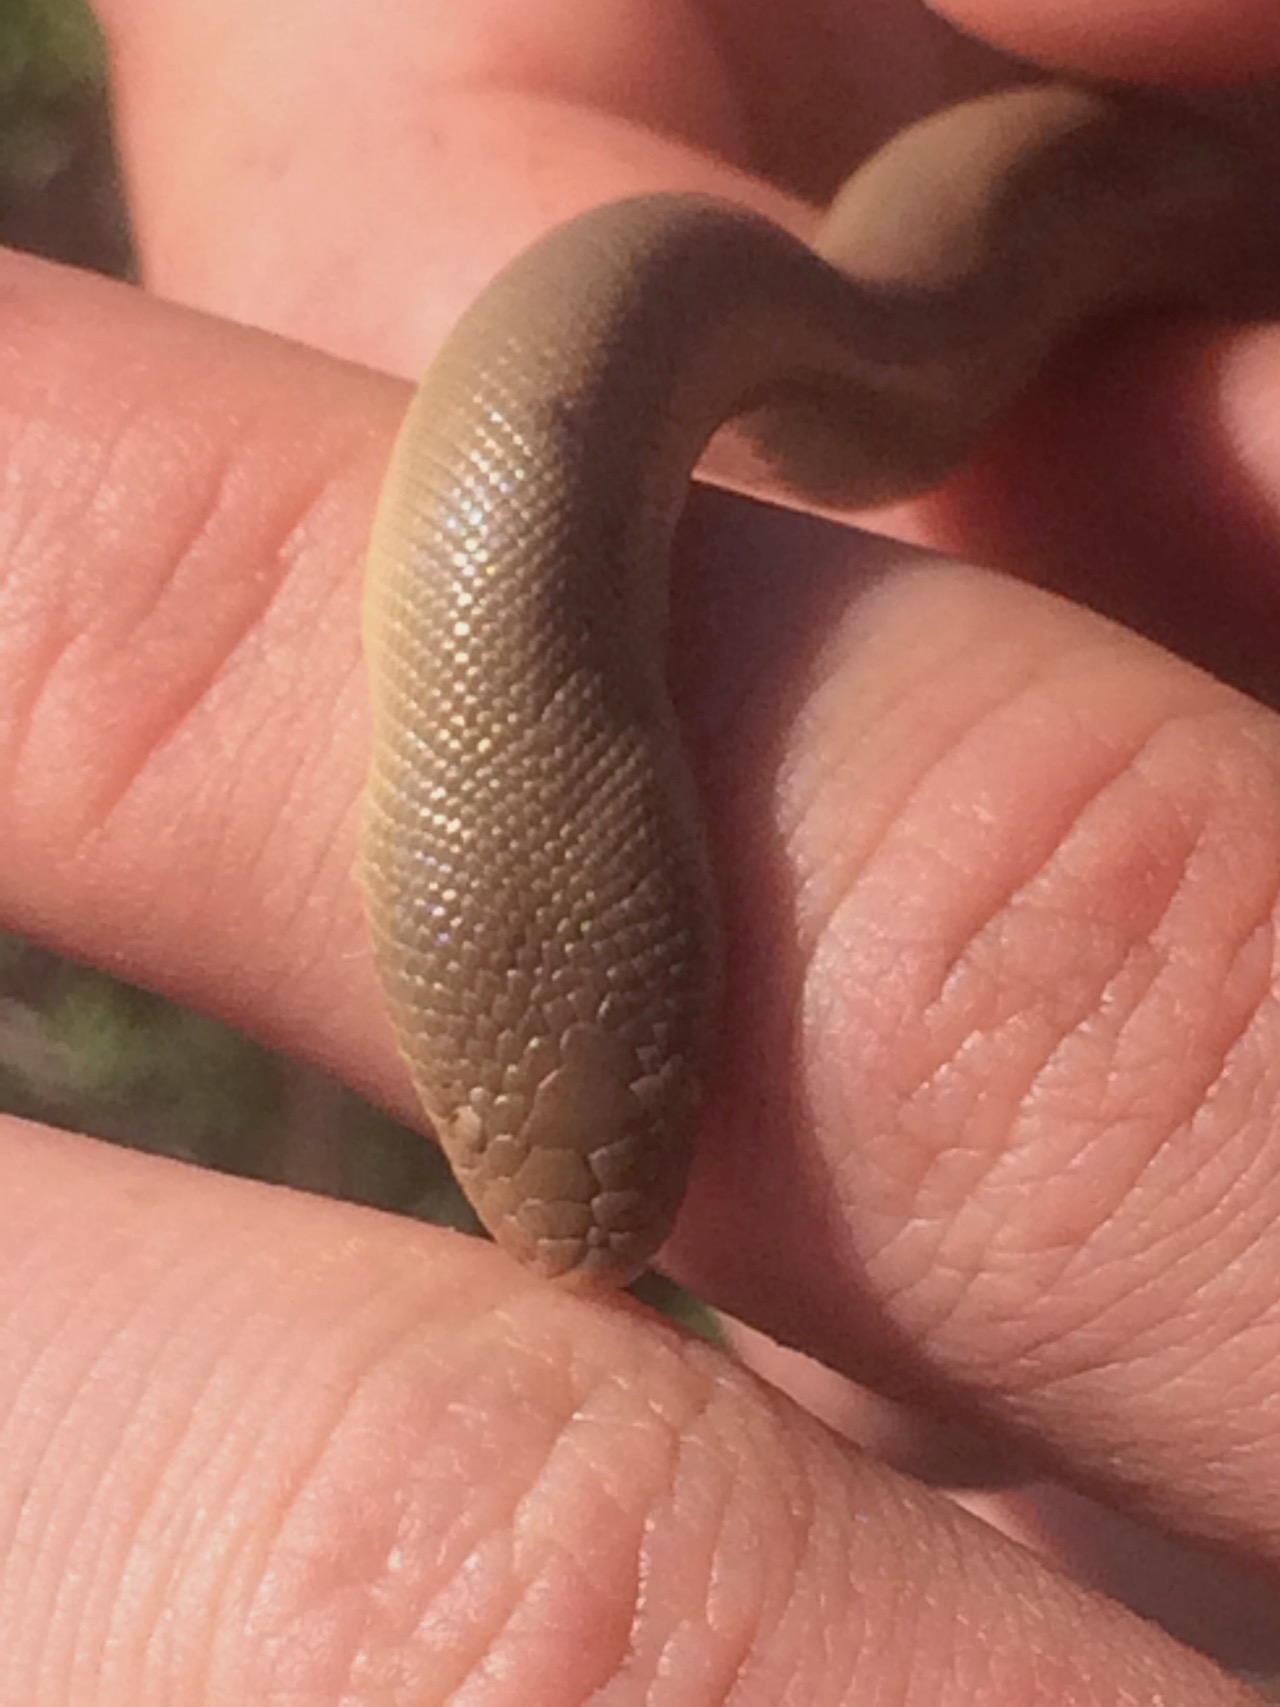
top-left (359, 84), bottom-right (1280, 1288)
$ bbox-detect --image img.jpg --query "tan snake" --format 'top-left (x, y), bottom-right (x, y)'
top-left (359, 84), bottom-right (1280, 1289)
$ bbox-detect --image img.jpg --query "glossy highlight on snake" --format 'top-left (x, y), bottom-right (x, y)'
top-left (360, 85), bottom-right (1280, 1288)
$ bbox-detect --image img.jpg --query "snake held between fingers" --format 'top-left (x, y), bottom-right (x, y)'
top-left (359, 83), bottom-right (1280, 1289)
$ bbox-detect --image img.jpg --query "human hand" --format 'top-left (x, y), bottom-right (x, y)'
top-left (2, 0), bottom-right (1280, 1698)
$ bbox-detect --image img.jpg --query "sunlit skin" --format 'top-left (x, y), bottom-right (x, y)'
top-left (0, 0), bottom-right (1279, 1699)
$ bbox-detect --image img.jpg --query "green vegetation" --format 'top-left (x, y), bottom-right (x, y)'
top-left (0, 933), bottom-right (470, 1216)
top-left (0, 0), bottom-right (125, 273)
top-left (0, 0), bottom-right (103, 107)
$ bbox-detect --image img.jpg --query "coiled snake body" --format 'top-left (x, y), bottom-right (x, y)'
top-left (360, 85), bottom-right (1280, 1287)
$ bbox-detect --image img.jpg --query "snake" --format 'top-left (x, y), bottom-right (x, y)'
top-left (358, 83), bottom-right (1280, 1289)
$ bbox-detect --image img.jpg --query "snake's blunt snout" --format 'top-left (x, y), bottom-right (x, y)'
top-left (360, 83), bottom-right (1278, 1287)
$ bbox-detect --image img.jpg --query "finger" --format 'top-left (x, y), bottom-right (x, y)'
top-left (913, 319), bottom-right (1280, 699)
top-left (10, 247), bottom-right (1280, 1562)
top-left (0, 1121), bottom-right (1258, 1706)
top-left (725, 1319), bottom-right (1280, 1685)
top-left (668, 488), bottom-right (1280, 1561)
top-left (0, 245), bottom-right (392, 1105)
top-left (94, 0), bottom-right (1280, 686)
top-left (932, 0), bottom-right (1280, 80)
top-left (96, 0), bottom-right (766, 372)
top-left (94, 0), bottom-right (1013, 369)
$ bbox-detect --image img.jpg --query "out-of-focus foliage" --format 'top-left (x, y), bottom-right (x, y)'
top-left (0, 0), bottom-right (129, 273)
top-left (0, 0), bottom-right (104, 107)
top-left (0, 933), bottom-right (480, 1226)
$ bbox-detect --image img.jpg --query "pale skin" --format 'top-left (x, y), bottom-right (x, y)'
top-left (2, 0), bottom-right (1280, 1700)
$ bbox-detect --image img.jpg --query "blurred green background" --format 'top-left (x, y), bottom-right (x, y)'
top-left (0, 0), bottom-right (703, 1324)
top-left (0, 0), bottom-right (128, 272)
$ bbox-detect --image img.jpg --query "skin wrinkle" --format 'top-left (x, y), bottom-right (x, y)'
top-left (554, 1355), bottom-right (733, 1698)
top-left (1187, 1291), bottom-right (1280, 1403)
top-left (760, 1522), bottom-right (851, 1702)
top-left (936, 1044), bottom-right (1280, 1388)
top-left (1, 1253), bottom-right (92, 1695)
top-left (470, 1420), bottom-right (661, 1697)
top-left (685, 1465), bottom-right (759, 1700)
top-left (221, 1280), bottom-right (444, 1581)
top-left (597, 1363), bottom-right (818, 1701)
top-left (932, 1060), bottom-right (1258, 1360)
top-left (0, 610), bottom-right (80, 841)
top-left (572, 1441), bottom-right (687, 1683)
top-left (1010, 722), bottom-right (1280, 1195)
top-left (0, 254), bottom-right (395, 942)
top-left (706, 1396), bottom-right (806, 1700)
top-left (1096, 1104), bottom-right (1280, 1335)
top-left (69, 1259), bottom-right (260, 1691)
top-left (814, 694), bottom-right (1280, 1392)
top-left (916, 802), bottom-right (1201, 1224)
top-left (786, 637), bottom-right (1188, 1024)
top-left (408, 1556), bottom-right (530, 1705)
top-left (2, 1124), bottom-right (1264, 1702)
top-left (0, 420), bottom-right (103, 821)
top-left (936, 708), bottom-right (1261, 1111)
top-left (794, 1424), bottom-right (916, 1706)
top-left (257, 1293), bottom-right (709, 1702)
top-left (511, 1406), bottom-right (649, 1564)
top-left (1078, 977), bottom-right (1270, 1228)
top-left (363, 1304), bottom-right (580, 1625)
top-left (238, 733), bottom-right (364, 1006)
top-left (633, 1460), bottom-right (735, 1696)
top-left (636, 1427), bottom-right (778, 1702)
top-left (251, 1363), bottom-right (501, 1697)
top-left (194, 1246), bottom-right (505, 1695)
top-left (1099, 1233), bottom-right (1277, 1388)
top-left (403, 1549), bottom-right (518, 1703)
top-left (160, 1283), bottom-right (352, 1697)
top-left (68, 464), bottom-right (249, 848)
top-left (860, 1487), bottom-right (968, 1707)
top-left (206, 612), bottom-right (370, 1012)
top-left (1000, 1291), bottom-right (1280, 1474)
top-left (378, 1534), bottom-right (529, 1700)
top-left (776, 583), bottom-right (1059, 929)
top-left (814, 754), bottom-right (1180, 1228)
top-left (3, 430), bottom-right (238, 847)
top-left (933, 688), bottom-right (1240, 968)
top-left (958, 686), bottom-right (1199, 951)
top-left (7, 1218), bottom-right (264, 1701)
top-left (990, 1131), bottom-right (1280, 1397)
top-left (1180, 974), bottom-right (1280, 1216)
top-left (65, 430), bottom-right (369, 854)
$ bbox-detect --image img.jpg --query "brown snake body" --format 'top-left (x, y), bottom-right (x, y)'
top-left (359, 85), bottom-right (1280, 1288)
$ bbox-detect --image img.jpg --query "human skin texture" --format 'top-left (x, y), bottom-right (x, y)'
top-left (0, 0), bottom-right (1277, 1699)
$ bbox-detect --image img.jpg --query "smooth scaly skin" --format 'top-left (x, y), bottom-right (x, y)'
top-left (361, 85), bottom-right (1280, 1287)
